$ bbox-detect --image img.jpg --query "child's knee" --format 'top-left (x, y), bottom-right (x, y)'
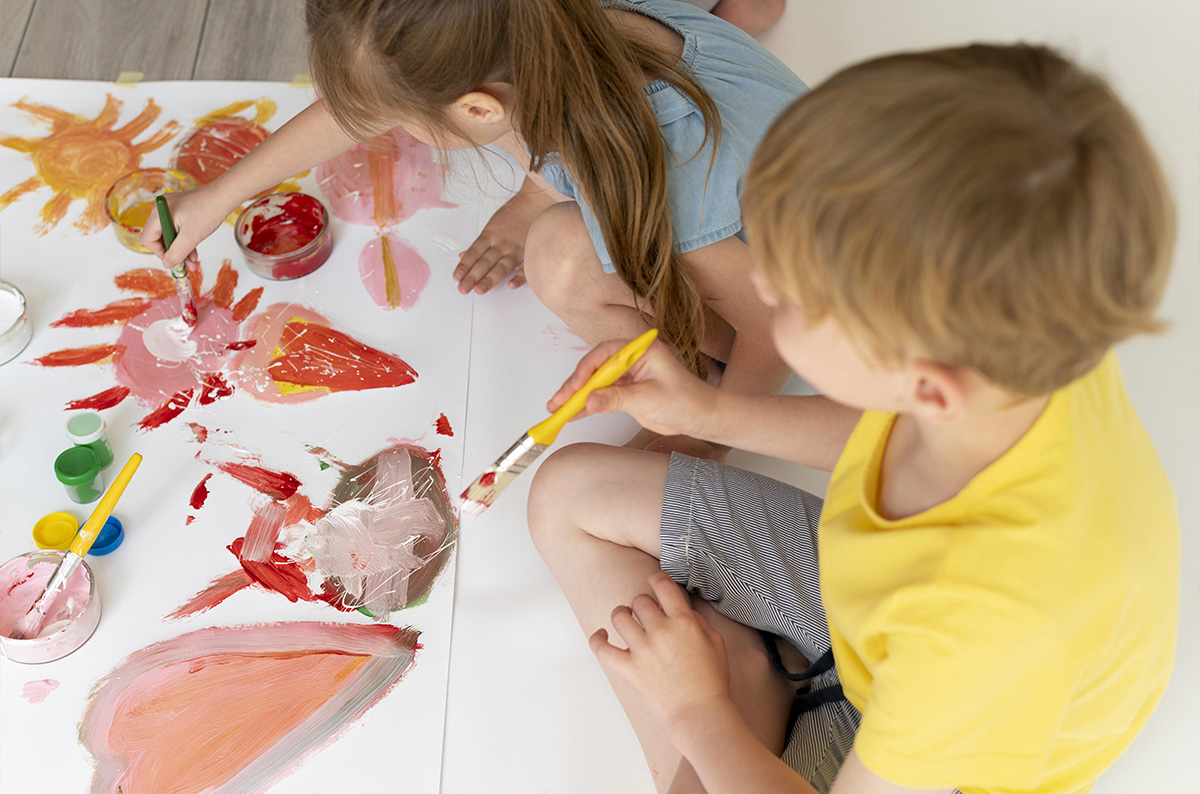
top-left (523, 203), bottom-right (596, 309)
top-left (526, 442), bottom-right (610, 552)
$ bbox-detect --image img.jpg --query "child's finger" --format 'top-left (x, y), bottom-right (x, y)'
top-left (545, 341), bottom-right (627, 412)
top-left (473, 256), bottom-right (517, 293)
top-left (508, 264), bottom-right (527, 289)
top-left (648, 571), bottom-right (692, 617)
top-left (455, 238), bottom-right (492, 279)
top-left (630, 592), bottom-right (666, 630)
top-left (610, 605), bottom-right (646, 647)
top-left (588, 628), bottom-right (630, 672)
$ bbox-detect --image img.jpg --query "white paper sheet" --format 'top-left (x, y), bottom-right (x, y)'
top-left (0, 78), bottom-right (509, 794)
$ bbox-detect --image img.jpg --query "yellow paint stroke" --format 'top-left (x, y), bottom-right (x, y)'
top-left (381, 236), bottom-right (403, 308)
top-left (193, 98), bottom-right (278, 128)
top-left (0, 95), bottom-right (181, 235)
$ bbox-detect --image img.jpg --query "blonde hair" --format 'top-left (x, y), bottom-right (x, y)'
top-left (744, 44), bottom-right (1175, 395)
top-left (307, 0), bottom-right (720, 376)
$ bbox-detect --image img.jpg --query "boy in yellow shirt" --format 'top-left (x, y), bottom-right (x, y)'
top-left (526, 44), bottom-right (1179, 794)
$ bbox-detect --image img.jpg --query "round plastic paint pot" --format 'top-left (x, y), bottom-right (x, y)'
top-left (0, 551), bottom-right (101, 664)
top-left (0, 280), bottom-right (33, 366)
top-left (235, 192), bottom-right (333, 280)
top-left (32, 512), bottom-right (79, 551)
top-left (104, 168), bottom-right (198, 254)
top-left (89, 516), bottom-right (124, 556)
top-left (54, 446), bottom-right (105, 505)
top-left (66, 410), bottom-right (116, 469)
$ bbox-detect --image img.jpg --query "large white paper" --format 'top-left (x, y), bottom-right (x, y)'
top-left (0, 78), bottom-right (510, 794)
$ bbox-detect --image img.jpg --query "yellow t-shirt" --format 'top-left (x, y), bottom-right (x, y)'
top-left (820, 352), bottom-right (1179, 793)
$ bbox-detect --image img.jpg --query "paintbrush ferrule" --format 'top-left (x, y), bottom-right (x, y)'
top-left (494, 435), bottom-right (545, 476)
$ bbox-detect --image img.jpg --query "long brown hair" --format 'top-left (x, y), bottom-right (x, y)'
top-left (307, 0), bottom-right (721, 375)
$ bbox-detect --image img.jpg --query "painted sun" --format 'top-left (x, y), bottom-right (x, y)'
top-left (0, 94), bottom-right (181, 235)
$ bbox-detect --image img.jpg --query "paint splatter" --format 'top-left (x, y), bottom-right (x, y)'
top-left (37, 263), bottom-right (419, 429)
top-left (21, 679), bottom-right (59, 704)
top-left (65, 385), bottom-right (130, 411)
top-left (80, 622), bottom-right (420, 794)
top-left (543, 323), bottom-right (591, 351)
top-left (0, 95), bottom-right (180, 234)
top-left (172, 443), bottom-right (456, 619)
top-left (359, 234), bottom-right (430, 311)
top-left (189, 474), bottom-right (213, 510)
top-left (435, 413), bottom-right (454, 437)
top-left (212, 462), bottom-right (301, 501)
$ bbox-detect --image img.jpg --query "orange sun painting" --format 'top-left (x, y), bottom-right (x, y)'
top-left (0, 94), bottom-right (181, 235)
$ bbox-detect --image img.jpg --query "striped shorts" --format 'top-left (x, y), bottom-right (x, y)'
top-left (659, 453), bottom-right (862, 794)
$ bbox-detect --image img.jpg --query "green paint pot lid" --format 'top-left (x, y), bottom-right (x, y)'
top-left (66, 411), bottom-right (106, 444)
top-left (54, 446), bottom-right (100, 486)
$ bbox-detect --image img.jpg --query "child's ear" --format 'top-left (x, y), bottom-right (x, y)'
top-left (453, 90), bottom-right (507, 125)
top-left (908, 359), bottom-right (967, 424)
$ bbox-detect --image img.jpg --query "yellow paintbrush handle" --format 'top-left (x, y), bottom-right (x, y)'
top-left (69, 453), bottom-right (142, 557)
top-left (527, 329), bottom-right (658, 446)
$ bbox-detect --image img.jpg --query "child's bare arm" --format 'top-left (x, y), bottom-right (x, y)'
top-left (549, 340), bottom-right (859, 471)
top-left (141, 98), bottom-right (359, 267)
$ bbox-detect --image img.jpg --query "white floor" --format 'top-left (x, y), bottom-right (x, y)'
top-left (441, 2), bottom-right (1200, 792)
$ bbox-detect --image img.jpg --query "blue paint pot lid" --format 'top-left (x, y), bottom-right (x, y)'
top-left (89, 516), bottom-right (124, 556)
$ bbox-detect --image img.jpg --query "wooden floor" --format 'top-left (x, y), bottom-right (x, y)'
top-left (1, 0), bottom-right (309, 82)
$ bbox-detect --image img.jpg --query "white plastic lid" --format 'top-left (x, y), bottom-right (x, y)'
top-left (66, 411), bottom-right (107, 445)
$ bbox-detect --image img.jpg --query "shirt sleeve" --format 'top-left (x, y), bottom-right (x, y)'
top-left (853, 586), bottom-right (1078, 791)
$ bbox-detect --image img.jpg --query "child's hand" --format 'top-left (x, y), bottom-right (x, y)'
top-left (455, 191), bottom-right (548, 294)
top-left (140, 184), bottom-right (234, 270)
top-left (590, 572), bottom-right (732, 731)
top-left (548, 339), bottom-right (718, 438)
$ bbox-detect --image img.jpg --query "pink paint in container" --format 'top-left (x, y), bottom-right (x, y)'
top-left (235, 192), bottom-right (333, 280)
top-left (0, 551), bottom-right (101, 664)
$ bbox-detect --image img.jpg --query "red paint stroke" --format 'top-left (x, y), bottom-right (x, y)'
top-left (480, 471), bottom-right (496, 487)
top-left (230, 287), bottom-right (263, 322)
top-left (268, 321), bottom-right (418, 391)
top-left (197, 372), bottom-right (234, 405)
top-left (215, 462), bottom-right (301, 500)
top-left (209, 261), bottom-right (238, 308)
top-left (114, 268), bottom-right (175, 299)
top-left (283, 492), bottom-right (324, 527)
top-left (245, 195), bottom-right (323, 256)
top-left (228, 537), bottom-right (313, 604)
top-left (185, 515), bottom-right (195, 526)
top-left (165, 569), bottom-right (254, 620)
top-left (189, 474), bottom-right (213, 510)
top-left (52, 298), bottom-right (152, 328)
top-left (174, 119), bottom-right (270, 186)
top-left (136, 388), bottom-right (193, 432)
top-left (434, 413), bottom-right (454, 437)
top-left (187, 423), bottom-right (208, 443)
top-left (429, 448), bottom-right (443, 470)
top-left (34, 344), bottom-right (122, 367)
top-left (65, 385), bottom-right (130, 410)
top-left (224, 340), bottom-right (256, 352)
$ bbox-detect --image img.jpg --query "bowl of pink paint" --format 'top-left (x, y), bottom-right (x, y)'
top-left (0, 551), bottom-right (101, 664)
top-left (235, 192), bottom-right (333, 280)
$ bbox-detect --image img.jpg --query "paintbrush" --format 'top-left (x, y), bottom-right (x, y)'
top-left (10, 453), bottom-right (142, 640)
top-left (460, 328), bottom-right (658, 515)
top-left (156, 195), bottom-right (198, 328)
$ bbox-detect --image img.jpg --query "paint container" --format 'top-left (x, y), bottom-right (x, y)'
top-left (89, 516), bottom-right (124, 556)
top-left (104, 168), bottom-right (198, 254)
top-left (0, 280), bottom-right (33, 365)
top-left (236, 192), bottom-right (332, 280)
top-left (66, 410), bottom-right (115, 469)
top-left (32, 512), bottom-right (79, 551)
top-left (54, 446), bottom-right (105, 504)
top-left (0, 551), bottom-right (101, 664)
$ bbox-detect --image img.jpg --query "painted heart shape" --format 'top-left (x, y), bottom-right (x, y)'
top-left (80, 621), bottom-right (420, 794)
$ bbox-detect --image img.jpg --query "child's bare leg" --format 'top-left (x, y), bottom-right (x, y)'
top-left (528, 443), bottom-right (795, 792)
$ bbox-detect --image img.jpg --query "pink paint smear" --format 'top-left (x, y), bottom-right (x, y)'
top-left (80, 622), bottom-right (420, 794)
top-left (21, 679), bottom-right (59, 704)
